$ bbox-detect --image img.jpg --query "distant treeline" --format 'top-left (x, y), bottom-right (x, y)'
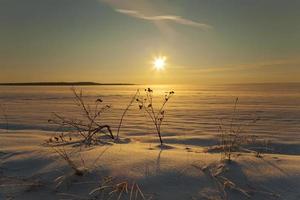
top-left (0, 82), bottom-right (136, 86)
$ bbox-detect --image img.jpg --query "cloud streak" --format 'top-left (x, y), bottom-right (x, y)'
top-left (172, 57), bottom-right (300, 73)
top-left (115, 9), bottom-right (212, 30)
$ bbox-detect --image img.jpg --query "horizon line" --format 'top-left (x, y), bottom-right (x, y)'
top-left (0, 81), bottom-right (299, 86)
top-left (0, 82), bottom-right (137, 86)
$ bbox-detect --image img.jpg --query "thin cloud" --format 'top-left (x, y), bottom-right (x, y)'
top-left (173, 57), bottom-right (300, 73)
top-left (115, 9), bottom-right (212, 30)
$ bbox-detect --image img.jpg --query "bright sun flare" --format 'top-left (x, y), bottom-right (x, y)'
top-left (153, 56), bottom-right (166, 70)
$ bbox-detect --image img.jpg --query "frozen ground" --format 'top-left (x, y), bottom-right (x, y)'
top-left (0, 83), bottom-right (300, 199)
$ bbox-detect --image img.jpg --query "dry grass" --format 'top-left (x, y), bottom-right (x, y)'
top-left (1, 87), bottom-right (294, 200)
top-left (52, 145), bottom-right (109, 188)
top-left (136, 88), bottom-right (174, 146)
top-left (193, 160), bottom-right (280, 200)
top-left (206, 98), bottom-right (271, 161)
top-left (47, 88), bottom-right (114, 146)
top-left (90, 177), bottom-right (152, 200)
top-left (56, 177), bottom-right (151, 200)
top-left (197, 162), bottom-right (250, 200)
top-left (197, 99), bottom-right (279, 199)
top-left (52, 146), bottom-right (87, 176)
top-left (116, 89), bottom-right (140, 141)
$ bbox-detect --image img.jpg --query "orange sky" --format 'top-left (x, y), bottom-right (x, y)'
top-left (1, 0), bottom-right (300, 84)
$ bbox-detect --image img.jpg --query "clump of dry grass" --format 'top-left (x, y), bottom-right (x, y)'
top-left (52, 146), bottom-right (87, 189)
top-left (52, 146), bottom-right (87, 176)
top-left (56, 177), bottom-right (152, 200)
top-left (136, 88), bottom-right (174, 146)
top-left (47, 88), bottom-right (114, 146)
top-left (52, 145), bottom-right (109, 188)
top-left (194, 162), bottom-right (250, 200)
top-left (90, 176), bottom-right (152, 200)
top-left (197, 99), bottom-right (278, 199)
top-left (206, 98), bottom-right (271, 161)
top-left (193, 161), bottom-right (280, 200)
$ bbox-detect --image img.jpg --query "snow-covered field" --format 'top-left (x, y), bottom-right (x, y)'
top-left (1, 84), bottom-right (299, 146)
top-left (1, 83), bottom-right (300, 199)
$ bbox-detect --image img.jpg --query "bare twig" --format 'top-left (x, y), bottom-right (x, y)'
top-left (136, 88), bottom-right (174, 146)
top-left (52, 146), bottom-right (85, 176)
top-left (47, 88), bottom-right (114, 146)
top-left (215, 98), bottom-right (264, 161)
top-left (116, 89), bottom-right (139, 140)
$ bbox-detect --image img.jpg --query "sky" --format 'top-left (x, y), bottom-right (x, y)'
top-left (0, 0), bottom-right (299, 84)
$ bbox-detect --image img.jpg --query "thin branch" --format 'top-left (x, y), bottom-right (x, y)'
top-left (116, 90), bottom-right (139, 140)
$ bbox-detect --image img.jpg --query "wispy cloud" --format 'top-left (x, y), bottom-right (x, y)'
top-left (173, 57), bottom-right (300, 73)
top-left (115, 9), bottom-right (212, 30)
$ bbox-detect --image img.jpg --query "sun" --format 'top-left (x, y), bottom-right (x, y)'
top-left (153, 56), bottom-right (166, 70)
